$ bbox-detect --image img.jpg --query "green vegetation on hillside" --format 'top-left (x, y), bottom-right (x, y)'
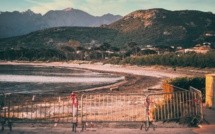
top-left (117, 50), bottom-right (215, 68)
top-left (1, 45), bottom-right (215, 69)
top-left (108, 9), bottom-right (215, 48)
top-left (0, 27), bottom-right (118, 49)
top-left (1, 8), bottom-right (215, 68)
top-left (2, 8), bottom-right (215, 49)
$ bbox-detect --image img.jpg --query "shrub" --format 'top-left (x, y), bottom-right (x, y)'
top-left (163, 76), bottom-right (205, 101)
top-left (103, 56), bottom-right (121, 65)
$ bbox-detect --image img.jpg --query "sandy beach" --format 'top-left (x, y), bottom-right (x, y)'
top-left (1, 61), bottom-right (215, 134)
top-left (0, 61), bottom-right (213, 94)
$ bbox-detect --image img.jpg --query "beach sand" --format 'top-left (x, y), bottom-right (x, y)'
top-left (0, 61), bottom-right (213, 94)
top-left (1, 61), bottom-right (215, 134)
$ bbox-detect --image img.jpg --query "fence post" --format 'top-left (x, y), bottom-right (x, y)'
top-left (144, 95), bottom-right (155, 131)
top-left (0, 94), bottom-right (6, 132)
top-left (8, 94), bottom-right (12, 131)
top-left (81, 94), bottom-right (85, 131)
top-left (1, 116), bottom-right (5, 131)
top-left (70, 92), bottom-right (78, 132)
top-left (189, 86), bottom-right (207, 124)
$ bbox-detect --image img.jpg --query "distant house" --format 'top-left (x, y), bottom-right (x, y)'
top-left (205, 33), bottom-right (215, 37)
top-left (176, 46), bottom-right (183, 50)
top-left (184, 49), bottom-right (192, 53)
top-left (176, 49), bottom-right (185, 53)
top-left (76, 50), bottom-right (81, 54)
top-left (141, 45), bottom-right (157, 51)
top-left (203, 42), bottom-right (211, 45)
top-left (146, 45), bottom-right (153, 48)
top-left (106, 50), bottom-right (114, 54)
top-left (185, 45), bottom-right (211, 54)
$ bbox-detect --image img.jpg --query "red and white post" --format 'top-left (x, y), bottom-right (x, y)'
top-left (70, 92), bottom-right (78, 132)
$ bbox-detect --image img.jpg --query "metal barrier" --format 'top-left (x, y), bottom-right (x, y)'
top-left (147, 91), bottom-right (203, 126)
top-left (0, 93), bottom-right (78, 132)
top-left (189, 86), bottom-right (204, 123)
top-left (1, 93), bottom-right (12, 131)
top-left (81, 91), bottom-right (203, 131)
top-left (1, 90), bottom-right (203, 132)
top-left (81, 93), bottom-right (147, 130)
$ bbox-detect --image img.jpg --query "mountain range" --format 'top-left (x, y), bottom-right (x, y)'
top-left (0, 8), bottom-right (215, 49)
top-left (0, 8), bottom-right (122, 38)
top-left (108, 8), bottom-right (215, 47)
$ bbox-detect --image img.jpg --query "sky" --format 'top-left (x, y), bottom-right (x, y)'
top-left (0, 0), bottom-right (215, 16)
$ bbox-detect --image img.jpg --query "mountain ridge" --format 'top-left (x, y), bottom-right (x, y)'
top-left (107, 8), bottom-right (215, 47)
top-left (0, 8), bottom-right (215, 49)
top-left (0, 8), bottom-right (122, 38)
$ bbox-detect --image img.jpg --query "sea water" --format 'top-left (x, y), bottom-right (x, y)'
top-left (0, 65), bottom-right (124, 94)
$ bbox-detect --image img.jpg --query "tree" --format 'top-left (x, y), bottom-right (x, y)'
top-left (140, 49), bottom-right (157, 55)
top-left (110, 46), bottom-right (120, 52)
top-left (59, 46), bottom-right (75, 60)
top-left (90, 46), bottom-right (100, 60)
top-left (128, 42), bottom-right (138, 56)
top-left (99, 43), bottom-right (111, 59)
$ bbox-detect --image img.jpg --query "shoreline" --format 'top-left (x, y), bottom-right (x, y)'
top-left (0, 61), bottom-right (212, 94)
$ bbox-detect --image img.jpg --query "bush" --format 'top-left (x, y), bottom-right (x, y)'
top-left (109, 51), bottom-right (215, 68)
top-left (163, 76), bottom-right (205, 101)
top-left (164, 76), bottom-right (205, 89)
top-left (103, 56), bottom-right (121, 65)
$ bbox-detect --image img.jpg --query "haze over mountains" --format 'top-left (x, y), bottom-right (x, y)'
top-left (0, 8), bottom-right (122, 38)
top-left (0, 8), bottom-right (215, 49)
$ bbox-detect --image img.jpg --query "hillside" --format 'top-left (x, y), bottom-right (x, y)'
top-left (0, 9), bottom-right (215, 49)
top-left (108, 8), bottom-right (215, 47)
top-left (0, 27), bottom-right (118, 49)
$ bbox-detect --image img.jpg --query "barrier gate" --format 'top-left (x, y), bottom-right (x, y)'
top-left (146, 91), bottom-right (203, 124)
top-left (0, 93), bottom-right (78, 132)
top-left (81, 91), bottom-right (203, 131)
top-left (1, 90), bottom-right (203, 132)
top-left (81, 93), bottom-right (147, 130)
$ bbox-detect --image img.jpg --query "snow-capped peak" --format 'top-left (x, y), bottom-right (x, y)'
top-left (63, 8), bottom-right (73, 12)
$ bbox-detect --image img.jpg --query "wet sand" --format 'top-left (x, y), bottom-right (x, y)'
top-left (1, 61), bottom-right (212, 94)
